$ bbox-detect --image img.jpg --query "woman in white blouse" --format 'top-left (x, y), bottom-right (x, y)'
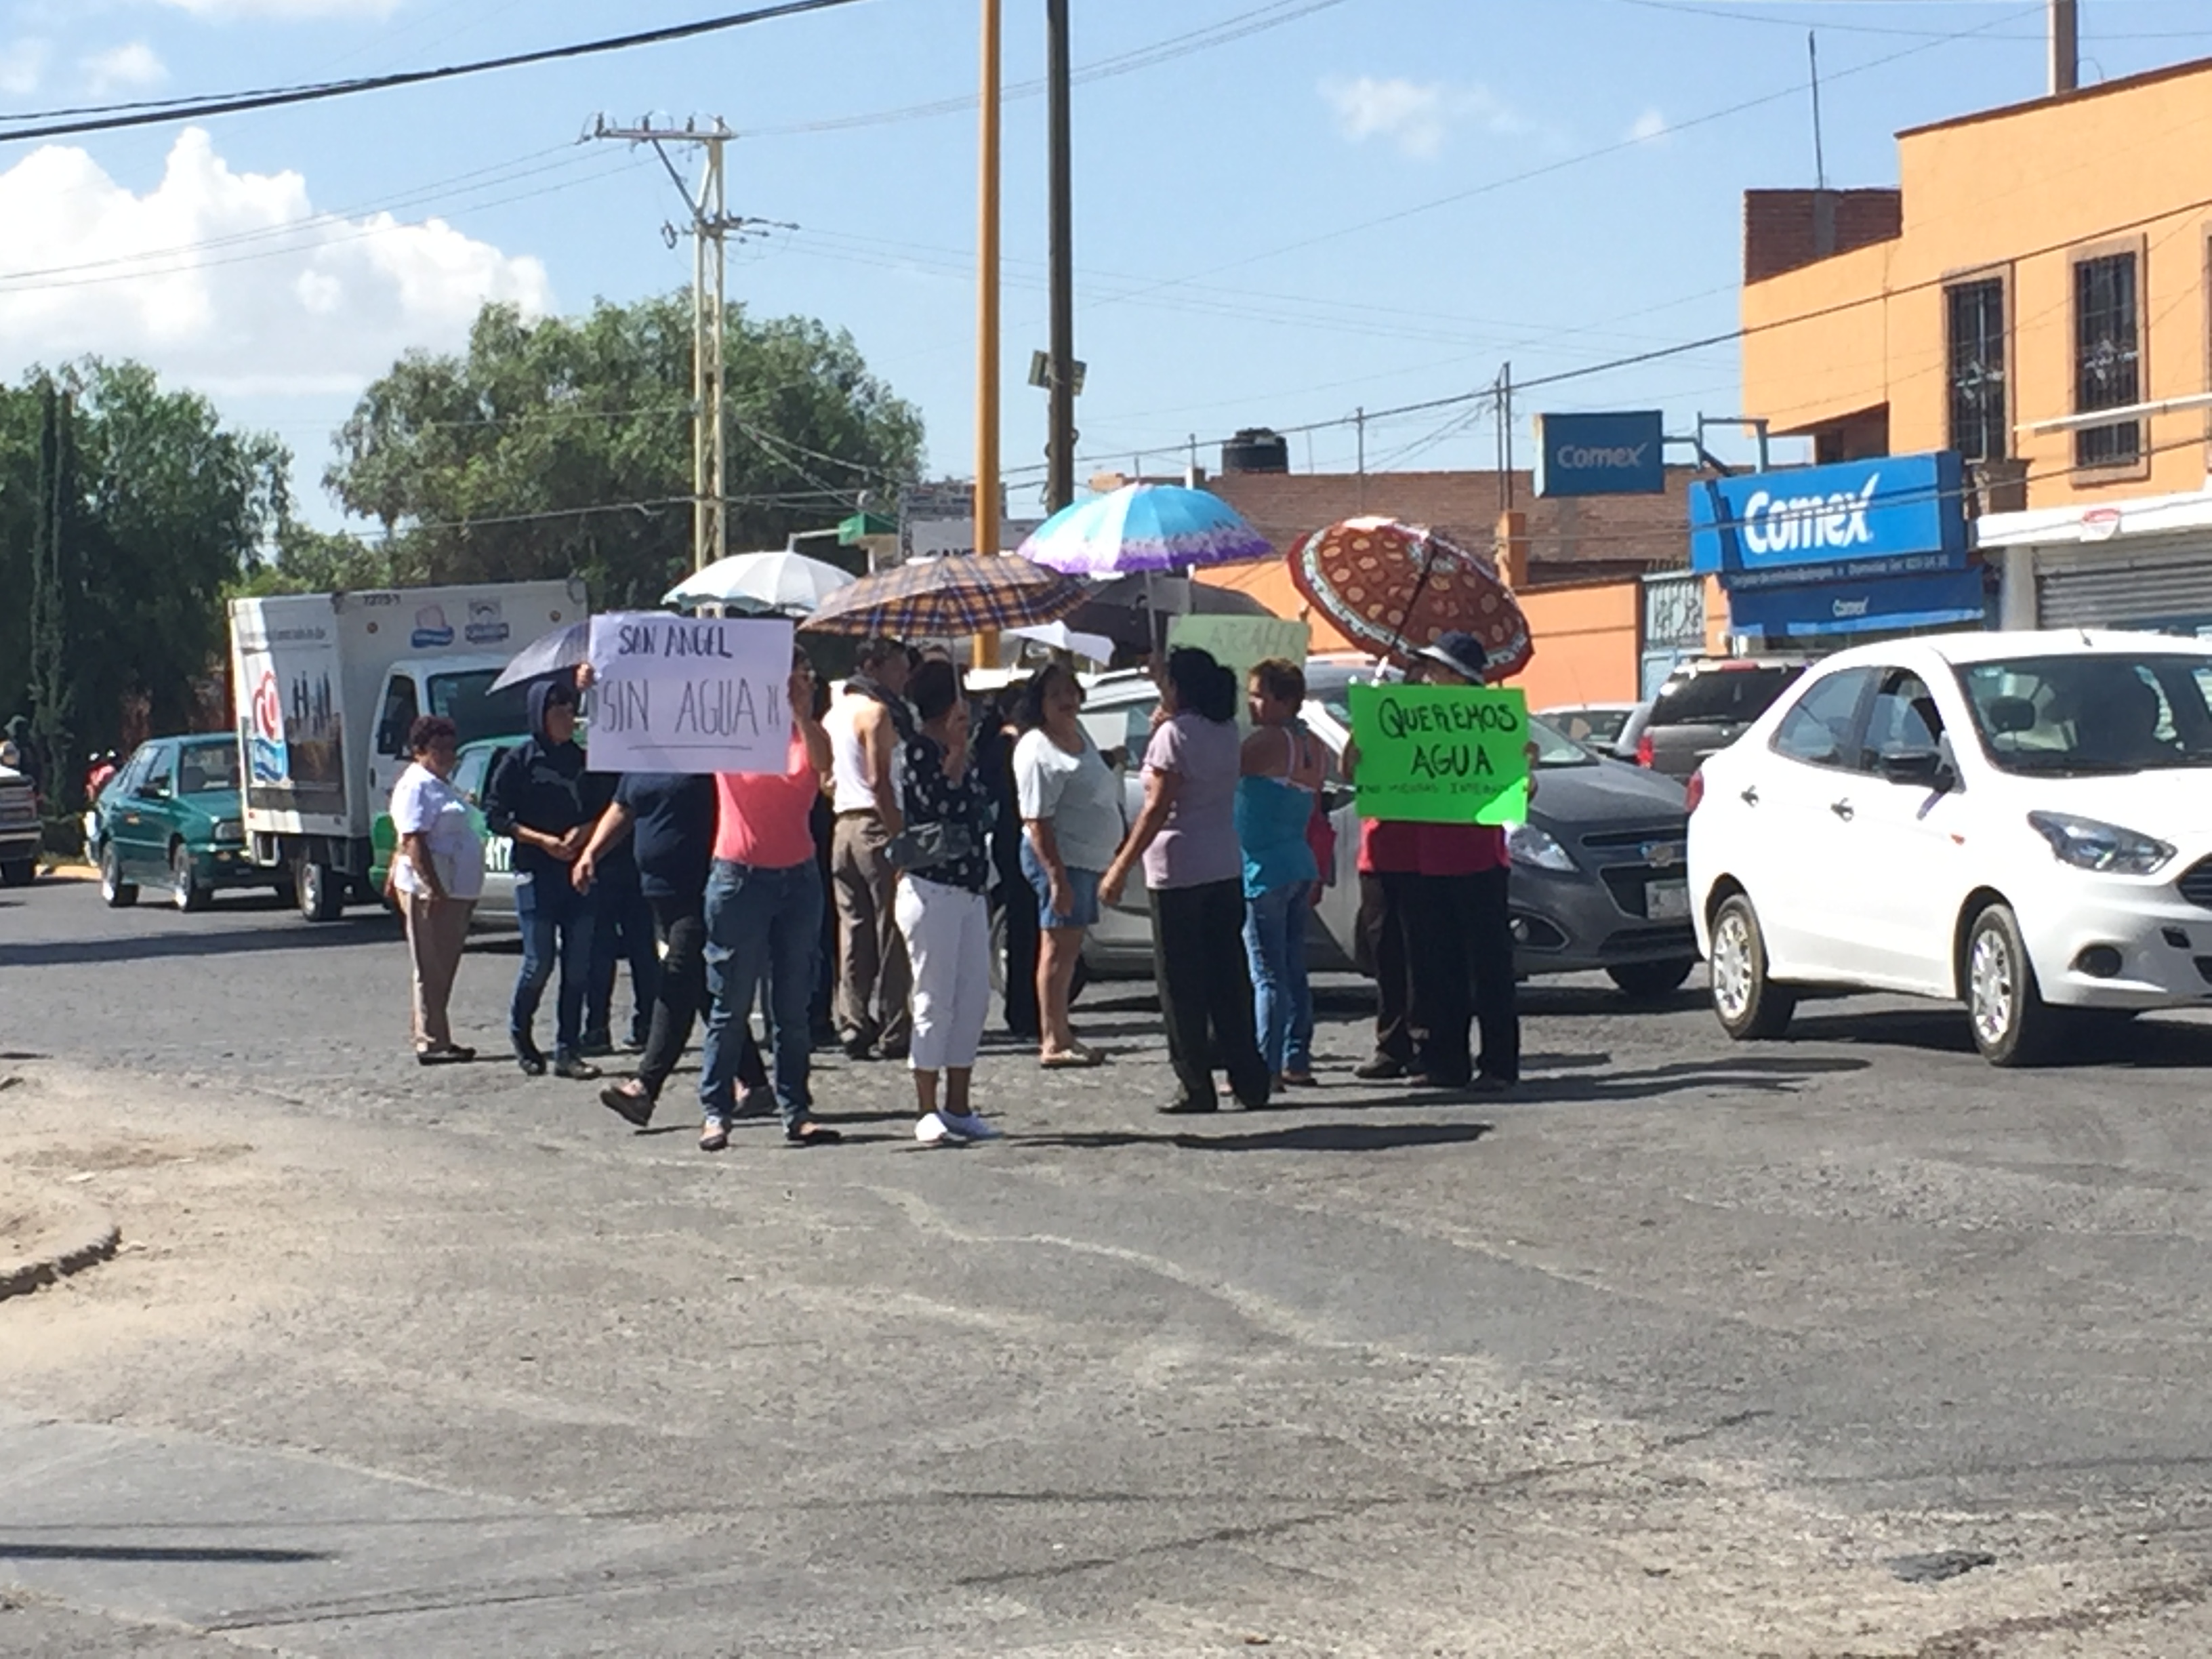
top-left (1015, 663), bottom-right (1122, 1067)
top-left (387, 714), bottom-right (487, 1063)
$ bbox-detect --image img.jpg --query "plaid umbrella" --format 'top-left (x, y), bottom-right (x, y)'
top-left (798, 554), bottom-right (1088, 638)
top-left (1288, 517), bottom-right (1534, 678)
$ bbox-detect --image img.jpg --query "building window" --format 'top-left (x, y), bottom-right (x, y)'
top-left (2074, 251), bottom-right (2142, 468)
top-left (1946, 279), bottom-right (2007, 462)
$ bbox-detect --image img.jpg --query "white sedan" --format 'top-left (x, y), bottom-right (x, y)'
top-left (1687, 630), bottom-right (2212, 1065)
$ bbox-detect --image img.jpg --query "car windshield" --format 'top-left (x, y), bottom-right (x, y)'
top-left (1307, 664), bottom-right (1593, 768)
top-left (429, 671), bottom-right (533, 749)
top-left (178, 743), bottom-right (240, 795)
top-left (1955, 653), bottom-right (2212, 775)
top-left (1647, 665), bottom-right (1801, 729)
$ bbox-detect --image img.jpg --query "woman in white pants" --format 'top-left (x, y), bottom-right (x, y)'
top-left (895, 660), bottom-right (1001, 1145)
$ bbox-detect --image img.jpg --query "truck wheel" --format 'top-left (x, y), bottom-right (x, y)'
top-left (295, 859), bottom-right (344, 923)
top-left (170, 844), bottom-right (211, 914)
top-left (1708, 893), bottom-right (1794, 1040)
top-left (0, 857), bottom-right (33, 888)
top-left (1608, 958), bottom-right (1696, 1000)
top-left (100, 844), bottom-right (138, 908)
top-left (1965, 902), bottom-right (2057, 1067)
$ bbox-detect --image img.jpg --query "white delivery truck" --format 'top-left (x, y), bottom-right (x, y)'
top-left (228, 579), bottom-right (589, 920)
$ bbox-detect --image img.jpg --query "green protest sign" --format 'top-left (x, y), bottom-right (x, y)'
top-left (1349, 683), bottom-right (1530, 826)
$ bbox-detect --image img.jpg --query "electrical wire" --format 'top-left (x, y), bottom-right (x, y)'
top-left (1083, 3), bottom-right (2043, 321)
top-left (0, 0), bottom-right (880, 145)
top-left (739, 0), bottom-right (1349, 138)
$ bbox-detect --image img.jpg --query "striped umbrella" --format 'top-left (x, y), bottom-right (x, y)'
top-left (1015, 483), bottom-right (1271, 575)
top-left (797, 554), bottom-right (1088, 638)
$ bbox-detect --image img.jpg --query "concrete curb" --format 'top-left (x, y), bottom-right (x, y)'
top-left (0, 1203), bottom-right (121, 1303)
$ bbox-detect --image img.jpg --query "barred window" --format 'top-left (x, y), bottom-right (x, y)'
top-left (2074, 252), bottom-right (2142, 468)
top-left (1946, 279), bottom-right (2007, 462)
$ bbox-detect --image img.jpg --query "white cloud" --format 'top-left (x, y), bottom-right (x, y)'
top-left (0, 127), bottom-right (553, 396)
top-left (152, 0), bottom-right (404, 19)
top-left (1627, 107), bottom-right (1671, 146)
top-left (1319, 76), bottom-right (1532, 160)
top-left (0, 37), bottom-right (49, 96)
top-left (83, 41), bottom-right (167, 94)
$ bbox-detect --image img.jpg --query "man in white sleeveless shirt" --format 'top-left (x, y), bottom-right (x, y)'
top-left (825, 638), bottom-right (915, 1060)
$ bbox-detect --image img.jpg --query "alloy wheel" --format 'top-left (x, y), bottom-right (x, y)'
top-left (1969, 926), bottom-right (2015, 1047)
top-left (1711, 909), bottom-right (1753, 1023)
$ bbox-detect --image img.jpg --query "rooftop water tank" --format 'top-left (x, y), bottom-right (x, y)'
top-left (1221, 428), bottom-right (1289, 475)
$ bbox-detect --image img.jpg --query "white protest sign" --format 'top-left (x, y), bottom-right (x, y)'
top-left (586, 613), bottom-right (795, 775)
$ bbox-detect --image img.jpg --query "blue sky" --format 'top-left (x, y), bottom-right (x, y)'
top-left (2, 0), bottom-right (2209, 533)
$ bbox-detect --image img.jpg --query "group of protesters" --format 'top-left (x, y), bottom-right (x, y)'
top-left (382, 628), bottom-right (1521, 1152)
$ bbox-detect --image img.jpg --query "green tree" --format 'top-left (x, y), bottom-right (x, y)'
top-left (0, 360), bottom-right (289, 805)
top-left (323, 293), bottom-right (925, 607)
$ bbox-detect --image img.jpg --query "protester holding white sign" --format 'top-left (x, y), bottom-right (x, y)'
top-left (586, 613), bottom-right (797, 777)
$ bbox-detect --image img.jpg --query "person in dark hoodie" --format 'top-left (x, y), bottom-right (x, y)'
top-left (486, 678), bottom-right (613, 1079)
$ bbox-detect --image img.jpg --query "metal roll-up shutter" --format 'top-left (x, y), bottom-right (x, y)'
top-left (2036, 546), bottom-right (2212, 628)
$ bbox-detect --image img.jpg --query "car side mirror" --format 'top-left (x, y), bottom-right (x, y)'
top-left (1875, 747), bottom-right (1952, 791)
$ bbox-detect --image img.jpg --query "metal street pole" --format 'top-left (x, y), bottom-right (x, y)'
top-left (1045, 0), bottom-right (1076, 514)
top-left (975, 0), bottom-right (1004, 560)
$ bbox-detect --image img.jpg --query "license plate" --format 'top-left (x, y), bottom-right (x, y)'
top-left (1647, 880), bottom-right (1690, 921)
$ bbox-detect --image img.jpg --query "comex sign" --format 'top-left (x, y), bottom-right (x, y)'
top-left (1689, 451), bottom-right (1968, 591)
top-left (1534, 411), bottom-right (1666, 497)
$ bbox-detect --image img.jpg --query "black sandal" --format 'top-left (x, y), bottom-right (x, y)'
top-left (785, 1122), bottom-right (843, 1147)
top-left (600, 1082), bottom-right (654, 1128)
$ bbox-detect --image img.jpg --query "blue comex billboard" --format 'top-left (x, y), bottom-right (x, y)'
top-left (1688, 451), bottom-right (1969, 590)
top-left (1534, 411), bottom-right (1665, 497)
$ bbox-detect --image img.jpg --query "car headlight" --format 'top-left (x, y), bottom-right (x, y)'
top-left (213, 819), bottom-right (245, 844)
top-left (1507, 823), bottom-right (1577, 873)
top-left (2027, 811), bottom-right (2174, 876)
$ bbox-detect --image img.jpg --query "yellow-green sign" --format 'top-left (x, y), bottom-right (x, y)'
top-left (1166, 614), bottom-right (1312, 730)
top-left (1349, 683), bottom-right (1530, 825)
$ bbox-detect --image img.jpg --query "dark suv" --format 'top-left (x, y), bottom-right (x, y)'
top-left (1617, 657), bottom-right (1812, 779)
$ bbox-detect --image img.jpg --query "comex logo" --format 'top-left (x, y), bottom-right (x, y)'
top-left (1740, 473), bottom-right (1881, 557)
top-left (1555, 442), bottom-right (1650, 472)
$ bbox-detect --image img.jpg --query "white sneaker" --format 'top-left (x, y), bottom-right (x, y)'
top-left (916, 1111), bottom-right (955, 1145)
top-left (938, 1111), bottom-right (1003, 1142)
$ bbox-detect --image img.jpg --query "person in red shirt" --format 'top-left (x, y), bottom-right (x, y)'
top-left (1349, 631), bottom-right (1521, 1094)
top-left (698, 648), bottom-right (844, 1151)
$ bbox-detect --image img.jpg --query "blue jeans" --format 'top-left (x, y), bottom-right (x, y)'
top-left (701, 858), bottom-right (823, 1129)
top-left (1244, 881), bottom-right (1314, 1076)
top-left (586, 863), bottom-right (661, 1046)
top-left (512, 867), bottom-right (596, 1059)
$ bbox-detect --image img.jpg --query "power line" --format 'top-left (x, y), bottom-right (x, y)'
top-left (0, 0), bottom-right (880, 146)
top-left (739, 0), bottom-right (1349, 137)
top-left (1082, 2), bottom-right (2041, 321)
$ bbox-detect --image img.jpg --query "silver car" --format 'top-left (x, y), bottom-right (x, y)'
top-left (1076, 657), bottom-right (1698, 998)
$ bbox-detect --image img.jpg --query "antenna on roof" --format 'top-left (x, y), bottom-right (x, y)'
top-left (1808, 30), bottom-right (1828, 192)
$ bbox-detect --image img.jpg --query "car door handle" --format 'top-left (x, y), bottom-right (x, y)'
top-left (1739, 786), bottom-right (1759, 806)
top-left (1830, 799), bottom-right (1856, 822)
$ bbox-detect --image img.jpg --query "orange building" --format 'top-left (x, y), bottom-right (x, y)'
top-left (1740, 54), bottom-right (2212, 632)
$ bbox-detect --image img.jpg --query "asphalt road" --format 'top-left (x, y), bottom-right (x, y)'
top-left (7, 872), bottom-right (2212, 1656)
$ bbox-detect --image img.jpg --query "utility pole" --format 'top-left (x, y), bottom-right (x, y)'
top-left (2049, 0), bottom-right (2078, 94)
top-left (976, 0), bottom-right (1004, 561)
top-left (1044, 0), bottom-right (1077, 513)
top-left (594, 117), bottom-right (750, 574)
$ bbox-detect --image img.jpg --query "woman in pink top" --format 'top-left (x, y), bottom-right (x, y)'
top-left (1101, 647), bottom-right (1270, 1115)
top-left (699, 648), bottom-right (844, 1150)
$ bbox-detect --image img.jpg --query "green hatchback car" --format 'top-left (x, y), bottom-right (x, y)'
top-left (94, 735), bottom-right (269, 912)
